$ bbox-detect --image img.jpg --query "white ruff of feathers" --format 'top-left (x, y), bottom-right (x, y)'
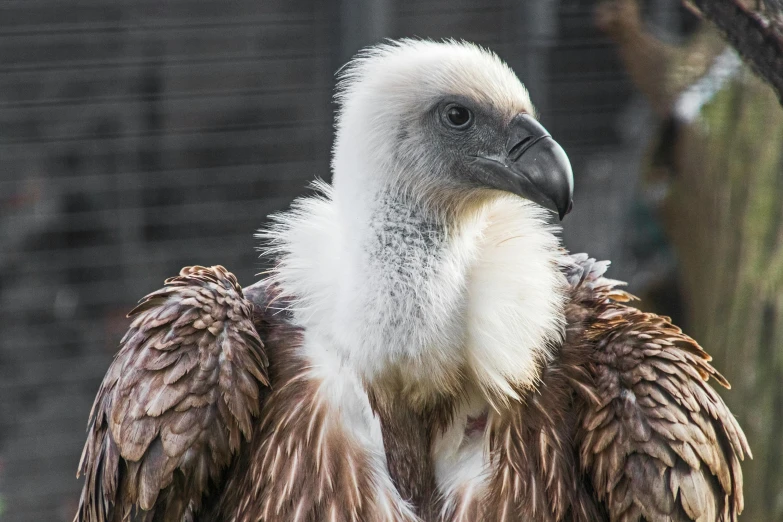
top-left (258, 39), bottom-right (568, 515)
top-left (259, 39), bottom-right (567, 406)
top-left (260, 184), bottom-right (566, 402)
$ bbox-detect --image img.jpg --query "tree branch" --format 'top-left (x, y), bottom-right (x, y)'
top-left (687, 0), bottom-right (783, 104)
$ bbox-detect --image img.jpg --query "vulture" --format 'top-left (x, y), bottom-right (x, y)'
top-left (74, 40), bottom-right (750, 522)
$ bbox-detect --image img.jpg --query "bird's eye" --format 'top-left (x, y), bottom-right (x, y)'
top-left (444, 105), bottom-right (473, 129)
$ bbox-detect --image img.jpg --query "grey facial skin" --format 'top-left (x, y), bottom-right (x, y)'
top-left (470, 113), bottom-right (574, 220)
top-left (418, 97), bottom-right (574, 220)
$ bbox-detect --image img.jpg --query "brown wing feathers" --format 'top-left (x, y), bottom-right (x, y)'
top-left (74, 266), bottom-right (269, 522)
top-left (74, 257), bottom-right (748, 522)
top-left (569, 255), bottom-right (751, 522)
top-left (481, 255), bottom-right (749, 522)
top-left (203, 282), bottom-right (422, 522)
top-left (480, 256), bottom-right (613, 522)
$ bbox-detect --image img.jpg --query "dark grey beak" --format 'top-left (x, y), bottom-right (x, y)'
top-left (471, 114), bottom-right (574, 220)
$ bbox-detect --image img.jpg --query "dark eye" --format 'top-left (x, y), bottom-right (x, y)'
top-left (444, 105), bottom-right (473, 129)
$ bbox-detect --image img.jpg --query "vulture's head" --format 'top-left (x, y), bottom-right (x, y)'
top-left (332, 39), bottom-right (573, 220)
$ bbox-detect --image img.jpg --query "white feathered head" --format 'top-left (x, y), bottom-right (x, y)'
top-left (332, 39), bottom-right (573, 219)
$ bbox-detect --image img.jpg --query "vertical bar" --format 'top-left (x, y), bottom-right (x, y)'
top-left (507, 0), bottom-right (559, 121)
top-left (338, 0), bottom-right (393, 65)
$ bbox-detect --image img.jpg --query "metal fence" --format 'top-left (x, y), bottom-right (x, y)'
top-left (0, 0), bottom-right (683, 519)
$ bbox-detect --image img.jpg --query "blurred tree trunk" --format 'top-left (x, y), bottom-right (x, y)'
top-left (658, 65), bottom-right (783, 521)
top-left (597, 4), bottom-right (783, 518)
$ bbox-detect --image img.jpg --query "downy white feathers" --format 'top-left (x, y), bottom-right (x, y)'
top-left (259, 39), bottom-right (566, 405)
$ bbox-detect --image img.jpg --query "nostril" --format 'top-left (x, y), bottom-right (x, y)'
top-left (508, 136), bottom-right (533, 159)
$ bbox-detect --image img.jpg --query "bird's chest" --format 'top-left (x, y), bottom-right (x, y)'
top-left (370, 382), bottom-right (493, 520)
top-left (298, 343), bottom-right (493, 521)
top-left (250, 324), bottom-right (559, 522)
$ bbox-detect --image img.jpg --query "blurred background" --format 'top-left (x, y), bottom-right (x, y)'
top-left (1, 0), bottom-right (781, 520)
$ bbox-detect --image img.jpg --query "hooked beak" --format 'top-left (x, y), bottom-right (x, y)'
top-left (471, 114), bottom-right (574, 220)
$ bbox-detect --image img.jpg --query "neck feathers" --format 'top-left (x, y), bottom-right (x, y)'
top-left (259, 182), bottom-right (567, 407)
top-left (461, 196), bottom-right (567, 404)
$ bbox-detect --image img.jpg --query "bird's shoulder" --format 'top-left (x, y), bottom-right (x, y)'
top-left (560, 253), bottom-right (751, 521)
top-left (74, 266), bottom-right (270, 522)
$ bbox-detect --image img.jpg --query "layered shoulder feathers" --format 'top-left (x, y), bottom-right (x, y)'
top-left (480, 255), bottom-right (749, 522)
top-left (74, 257), bottom-right (749, 522)
top-left (74, 266), bottom-right (269, 522)
top-left (570, 256), bottom-right (750, 522)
